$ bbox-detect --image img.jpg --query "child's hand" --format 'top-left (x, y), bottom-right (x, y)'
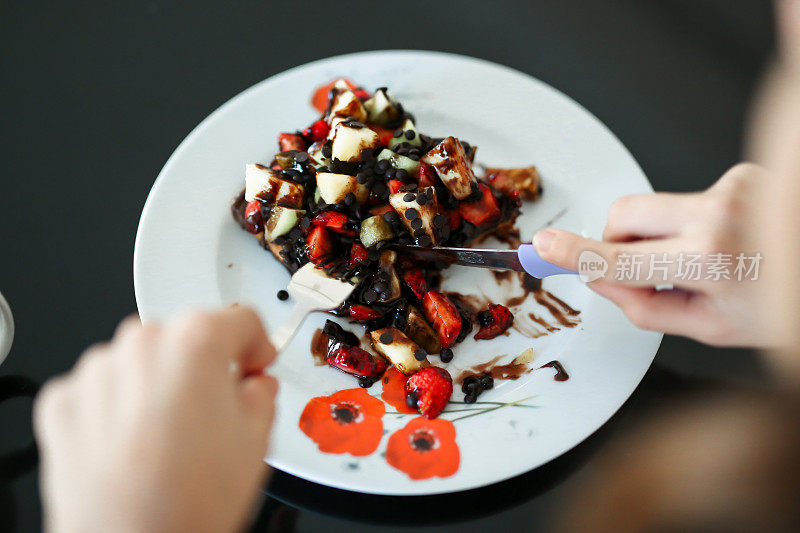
top-left (533, 163), bottom-right (768, 346)
top-left (34, 307), bottom-right (278, 533)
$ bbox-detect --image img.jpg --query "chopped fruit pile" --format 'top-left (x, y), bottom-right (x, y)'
top-left (231, 79), bottom-right (543, 417)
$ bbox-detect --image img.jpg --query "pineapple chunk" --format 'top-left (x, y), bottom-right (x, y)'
top-left (364, 88), bottom-right (402, 125)
top-left (329, 88), bottom-right (367, 122)
top-left (388, 187), bottom-right (439, 245)
top-left (244, 163), bottom-right (304, 208)
top-left (370, 327), bottom-right (428, 375)
top-left (330, 122), bottom-right (380, 163)
top-left (315, 172), bottom-right (368, 204)
top-left (420, 136), bottom-right (477, 200)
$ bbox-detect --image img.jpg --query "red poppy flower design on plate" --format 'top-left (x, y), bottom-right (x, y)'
top-left (298, 388), bottom-right (385, 456)
top-left (385, 417), bottom-right (460, 480)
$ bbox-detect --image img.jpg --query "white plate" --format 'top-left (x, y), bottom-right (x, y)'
top-left (134, 50), bottom-right (661, 495)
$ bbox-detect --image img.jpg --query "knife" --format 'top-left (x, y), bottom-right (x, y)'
top-left (394, 244), bottom-right (577, 279)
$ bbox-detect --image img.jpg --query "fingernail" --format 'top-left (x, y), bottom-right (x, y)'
top-left (533, 230), bottom-right (557, 254)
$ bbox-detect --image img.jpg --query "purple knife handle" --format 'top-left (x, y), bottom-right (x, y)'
top-left (517, 244), bottom-right (577, 278)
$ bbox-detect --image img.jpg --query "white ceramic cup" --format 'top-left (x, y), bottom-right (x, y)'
top-left (0, 290), bottom-right (14, 365)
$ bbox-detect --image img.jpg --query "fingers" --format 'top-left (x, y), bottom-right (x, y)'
top-left (533, 229), bottom-right (692, 287)
top-left (590, 282), bottom-right (720, 340)
top-left (164, 307), bottom-right (277, 376)
top-left (602, 192), bottom-right (700, 242)
top-left (776, 0), bottom-right (800, 68)
top-left (240, 374), bottom-right (278, 422)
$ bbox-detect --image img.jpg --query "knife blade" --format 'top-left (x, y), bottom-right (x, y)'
top-left (394, 245), bottom-right (525, 272)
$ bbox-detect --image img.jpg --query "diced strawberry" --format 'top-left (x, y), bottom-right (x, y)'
top-left (302, 119), bottom-right (330, 142)
top-left (270, 162), bottom-right (283, 171)
top-left (458, 184), bottom-right (501, 226)
top-left (422, 291), bottom-right (462, 348)
top-left (349, 304), bottom-right (383, 321)
top-left (474, 304), bottom-right (514, 340)
top-left (417, 162), bottom-right (438, 189)
top-left (310, 78), bottom-right (360, 112)
top-left (348, 243), bottom-right (368, 267)
top-left (405, 367), bottom-right (453, 419)
top-left (402, 268), bottom-right (427, 300)
top-left (488, 171), bottom-right (521, 200)
top-left (327, 345), bottom-right (388, 378)
top-left (353, 88), bottom-right (371, 101)
top-left (368, 204), bottom-right (395, 217)
top-left (386, 179), bottom-right (405, 194)
top-left (447, 209), bottom-right (462, 231)
top-left (243, 201), bottom-right (263, 234)
top-left (312, 211), bottom-right (355, 236)
top-left (370, 125), bottom-right (395, 146)
top-left (306, 226), bottom-right (334, 265)
top-left (278, 133), bottom-right (306, 152)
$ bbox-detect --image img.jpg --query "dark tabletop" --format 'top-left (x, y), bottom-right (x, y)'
top-left (0, 1), bottom-right (775, 531)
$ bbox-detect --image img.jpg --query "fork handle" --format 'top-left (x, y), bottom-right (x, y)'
top-left (271, 302), bottom-right (313, 353)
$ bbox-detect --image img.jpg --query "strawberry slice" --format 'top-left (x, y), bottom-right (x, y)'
top-left (243, 200), bottom-right (263, 234)
top-left (278, 133), bottom-right (306, 152)
top-left (369, 204), bottom-right (395, 217)
top-left (417, 162), bottom-right (438, 189)
top-left (474, 304), bottom-right (514, 340)
top-left (458, 184), bottom-right (501, 226)
top-left (370, 125), bottom-right (395, 146)
top-left (446, 209), bottom-right (462, 231)
top-left (312, 211), bottom-right (355, 236)
top-left (302, 119), bottom-right (330, 142)
top-left (386, 179), bottom-right (405, 194)
top-left (402, 268), bottom-right (427, 300)
top-left (349, 304), bottom-right (383, 321)
top-left (348, 243), bottom-right (368, 267)
top-left (311, 78), bottom-right (361, 112)
top-left (405, 367), bottom-right (453, 419)
top-left (306, 226), bottom-right (334, 265)
top-left (422, 291), bottom-right (462, 348)
top-left (488, 171), bottom-right (521, 200)
top-left (327, 345), bottom-right (388, 378)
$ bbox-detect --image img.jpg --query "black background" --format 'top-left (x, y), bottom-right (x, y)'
top-left (0, 1), bottom-right (775, 531)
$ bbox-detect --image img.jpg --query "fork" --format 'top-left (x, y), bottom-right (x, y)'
top-left (270, 263), bottom-right (356, 352)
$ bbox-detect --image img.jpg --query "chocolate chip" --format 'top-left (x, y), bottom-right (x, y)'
top-left (403, 193), bottom-right (416, 202)
top-left (372, 182), bottom-right (387, 195)
top-left (407, 154), bottom-right (420, 161)
top-left (379, 332), bottom-right (393, 344)
top-left (406, 391), bottom-right (418, 409)
top-left (416, 195), bottom-right (428, 206)
top-left (433, 213), bottom-right (446, 228)
top-left (375, 160), bottom-right (389, 172)
top-left (413, 228), bottom-right (426, 237)
top-left (405, 208), bottom-right (419, 220)
top-left (426, 188), bottom-right (434, 199)
top-left (321, 144), bottom-right (332, 158)
top-left (464, 393), bottom-right (477, 404)
top-left (383, 211), bottom-right (398, 223)
top-left (480, 374), bottom-right (494, 390)
top-left (404, 130), bottom-right (415, 140)
top-left (294, 152), bottom-right (309, 163)
top-left (393, 128), bottom-right (404, 138)
top-left (300, 217), bottom-right (311, 229)
top-left (356, 173), bottom-right (368, 184)
top-left (364, 289), bottom-right (378, 303)
top-left (440, 348), bottom-right (453, 362)
top-left (395, 168), bottom-right (408, 181)
top-left (373, 280), bottom-right (388, 292)
top-left (277, 290), bottom-right (289, 301)
top-left (411, 218), bottom-right (423, 230)
top-left (384, 167), bottom-right (395, 179)
top-left (360, 148), bottom-right (373, 160)
top-left (418, 234), bottom-right (432, 247)
top-left (344, 192), bottom-right (356, 206)
top-left (414, 349), bottom-right (427, 361)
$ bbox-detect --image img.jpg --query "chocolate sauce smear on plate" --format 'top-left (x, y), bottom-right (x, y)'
top-left (540, 360), bottom-right (569, 381)
top-left (455, 355), bottom-right (534, 384)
